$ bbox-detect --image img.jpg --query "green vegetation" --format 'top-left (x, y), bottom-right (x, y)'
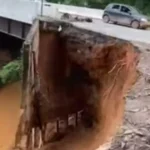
top-left (46, 0), bottom-right (150, 15)
top-left (0, 58), bottom-right (22, 87)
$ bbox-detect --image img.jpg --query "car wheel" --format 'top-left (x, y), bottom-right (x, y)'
top-left (131, 20), bottom-right (140, 29)
top-left (103, 15), bottom-right (110, 23)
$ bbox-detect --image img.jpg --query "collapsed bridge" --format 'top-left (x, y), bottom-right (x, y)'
top-left (15, 17), bottom-right (139, 150)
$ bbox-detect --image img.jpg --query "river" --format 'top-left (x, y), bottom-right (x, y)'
top-left (0, 82), bottom-right (21, 150)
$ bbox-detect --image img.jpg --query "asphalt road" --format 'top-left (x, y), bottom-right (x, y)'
top-left (73, 19), bottom-right (150, 44)
top-left (2, 0), bottom-right (150, 44)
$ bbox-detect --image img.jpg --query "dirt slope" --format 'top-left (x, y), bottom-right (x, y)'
top-left (110, 43), bottom-right (150, 150)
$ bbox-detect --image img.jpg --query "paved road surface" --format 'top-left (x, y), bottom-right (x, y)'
top-left (73, 19), bottom-right (150, 44)
top-left (1, 0), bottom-right (149, 44)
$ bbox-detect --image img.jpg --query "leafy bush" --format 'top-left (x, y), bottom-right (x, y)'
top-left (0, 58), bottom-right (22, 87)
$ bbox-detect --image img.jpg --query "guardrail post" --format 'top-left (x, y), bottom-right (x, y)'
top-left (40, 0), bottom-right (44, 16)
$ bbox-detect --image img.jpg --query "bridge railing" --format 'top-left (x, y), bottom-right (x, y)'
top-left (0, 0), bottom-right (104, 39)
top-left (41, 2), bottom-right (103, 19)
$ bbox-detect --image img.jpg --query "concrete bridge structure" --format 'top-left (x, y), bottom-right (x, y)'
top-left (1, 0), bottom-right (150, 44)
top-left (0, 0), bottom-right (103, 39)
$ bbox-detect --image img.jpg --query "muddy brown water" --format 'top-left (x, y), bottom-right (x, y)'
top-left (0, 82), bottom-right (21, 150)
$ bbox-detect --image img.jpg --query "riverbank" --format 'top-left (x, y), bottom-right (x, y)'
top-left (0, 58), bottom-right (22, 88)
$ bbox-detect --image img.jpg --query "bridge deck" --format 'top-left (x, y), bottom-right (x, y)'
top-left (1, 0), bottom-right (149, 44)
top-left (0, 0), bottom-right (39, 39)
top-left (0, 0), bottom-right (39, 24)
top-left (0, 0), bottom-right (104, 39)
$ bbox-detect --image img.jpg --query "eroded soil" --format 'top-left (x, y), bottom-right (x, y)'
top-left (110, 43), bottom-right (150, 150)
top-left (26, 31), bottom-right (139, 150)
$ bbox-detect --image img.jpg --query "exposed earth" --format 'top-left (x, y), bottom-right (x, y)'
top-left (0, 21), bottom-right (149, 150)
top-left (109, 42), bottom-right (150, 150)
top-left (55, 17), bottom-right (150, 149)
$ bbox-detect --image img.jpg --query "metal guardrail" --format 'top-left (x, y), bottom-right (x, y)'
top-left (58, 9), bottom-right (102, 19)
top-left (0, 0), bottom-right (104, 39)
top-left (29, 0), bottom-right (103, 20)
top-left (0, 0), bottom-right (104, 25)
top-left (43, 2), bottom-right (103, 20)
